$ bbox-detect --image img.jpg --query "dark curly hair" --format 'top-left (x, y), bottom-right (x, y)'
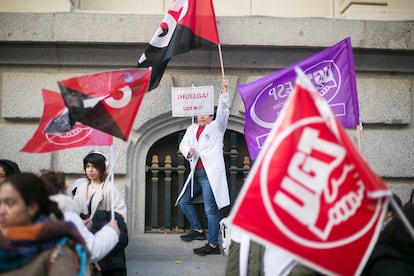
top-left (5, 172), bottom-right (63, 221)
top-left (39, 169), bottom-right (66, 195)
top-left (0, 159), bottom-right (20, 177)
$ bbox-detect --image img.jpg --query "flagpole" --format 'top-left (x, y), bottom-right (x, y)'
top-left (356, 123), bottom-right (362, 150)
top-left (390, 196), bottom-right (414, 240)
top-left (191, 115), bottom-right (195, 198)
top-left (110, 144), bottom-right (115, 221)
top-left (217, 44), bottom-right (225, 79)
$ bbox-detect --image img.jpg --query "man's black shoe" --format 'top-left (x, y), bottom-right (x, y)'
top-left (180, 230), bottom-right (207, 242)
top-left (193, 243), bottom-right (220, 256)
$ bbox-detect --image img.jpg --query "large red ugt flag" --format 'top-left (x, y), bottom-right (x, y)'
top-left (229, 70), bottom-right (390, 275)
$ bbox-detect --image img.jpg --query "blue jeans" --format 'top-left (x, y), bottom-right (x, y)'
top-left (179, 168), bottom-right (220, 245)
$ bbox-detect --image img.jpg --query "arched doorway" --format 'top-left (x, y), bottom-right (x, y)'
top-left (144, 129), bottom-right (251, 232)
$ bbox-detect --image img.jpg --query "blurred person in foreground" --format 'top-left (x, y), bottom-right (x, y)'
top-left (0, 159), bottom-right (20, 186)
top-left (0, 172), bottom-right (88, 275)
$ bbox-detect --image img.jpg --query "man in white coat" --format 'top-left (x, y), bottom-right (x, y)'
top-left (176, 77), bottom-right (230, 256)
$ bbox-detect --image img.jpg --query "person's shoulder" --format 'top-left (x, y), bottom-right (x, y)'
top-left (50, 194), bottom-right (81, 214)
top-left (71, 178), bottom-right (88, 194)
top-left (72, 177), bottom-right (88, 187)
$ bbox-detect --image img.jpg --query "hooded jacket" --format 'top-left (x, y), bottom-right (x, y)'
top-left (73, 178), bottom-right (127, 222)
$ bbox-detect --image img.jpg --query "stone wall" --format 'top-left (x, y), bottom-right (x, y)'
top-left (0, 13), bottom-right (413, 234)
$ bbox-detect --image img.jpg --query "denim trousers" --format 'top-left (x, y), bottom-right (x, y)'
top-left (179, 168), bottom-right (220, 245)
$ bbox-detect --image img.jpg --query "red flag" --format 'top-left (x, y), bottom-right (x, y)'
top-left (229, 69), bottom-right (390, 275)
top-left (21, 89), bottom-right (112, 153)
top-left (49, 68), bottom-right (151, 141)
top-left (137, 0), bottom-right (220, 91)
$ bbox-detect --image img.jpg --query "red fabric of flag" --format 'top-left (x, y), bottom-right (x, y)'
top-left (229, 70), bottom-right (390, 275)
top-left (55, 68), bottom-right (152, 141)
top-left (21, 89), bottom-right (112, 153)
top-left (178, 0), bottom-right (219, 44)
top-left (137, 0), bottom-right (220, 91)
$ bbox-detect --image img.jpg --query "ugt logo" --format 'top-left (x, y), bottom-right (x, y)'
top-left (249, 60), bottom-right (341, 130)
top-left (260, 118), bottom-right (382, 248)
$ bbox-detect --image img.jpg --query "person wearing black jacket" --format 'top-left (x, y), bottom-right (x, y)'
top-left (91, 210), bottom-right (128, 276)
top-left (362, 203), bottom-right (414, 275)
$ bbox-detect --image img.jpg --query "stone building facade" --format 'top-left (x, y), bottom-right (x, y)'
top-left (0, 1), bottom-right (413, 235)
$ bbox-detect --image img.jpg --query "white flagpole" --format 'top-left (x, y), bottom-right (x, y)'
top-left (191, 115), bottom-right (195, 198)
top-left (390, 196), bottom-right (414, 240)
top-left (110, 144), bottom-right (115, 220)
top-left (190, 83), bottom-right (196, 198)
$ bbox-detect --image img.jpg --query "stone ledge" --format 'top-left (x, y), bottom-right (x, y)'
top-left (0, 13), bottom-right (413, 50)
top-left (0, 0), bottom-right (71, 13)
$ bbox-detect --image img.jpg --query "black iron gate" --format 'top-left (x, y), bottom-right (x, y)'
top-left (145, 130), bottom-right (251, 232)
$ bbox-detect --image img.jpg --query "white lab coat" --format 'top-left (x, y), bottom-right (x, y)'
top-left (175, 92), bottom-right (230, 209)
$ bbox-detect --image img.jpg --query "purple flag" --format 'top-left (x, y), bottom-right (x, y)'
top-left (238, 37), bottom-right (359, 160)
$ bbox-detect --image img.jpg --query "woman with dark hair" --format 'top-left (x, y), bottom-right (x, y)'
top-left (0, 159), bottom-right (20, 185)
top-left (73, 151), bottom-right (127, 222)
top-left (0, 172), bottom-right (88, 275)
top-left (73, 151), bottom-right (128, 276)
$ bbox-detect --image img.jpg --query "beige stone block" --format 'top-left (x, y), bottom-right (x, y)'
top-left (133, 74), bottom-right (174, 131)
top-left (79, 0), bottom-right (163, 14)
top-left (252, 0), bottom-right (333, 17)
top-left (0, 0), bottom-right (71, 13)
top-left (214, 0), bottom-right (250, 16)
top-left (0, 13), bottom-right (55, 41)
top-left (357, 77), bottom-right (411, 124)
top-left (1, 72), bottom-right (85, 118)
top-left (340, 0), bottom-right (414, 20)
top-left (360, 128), bottom-right (414, 177)
top-left (0, 125), bottom-right (51, 172)
top-left (53, 13), bottom-right (161, 43)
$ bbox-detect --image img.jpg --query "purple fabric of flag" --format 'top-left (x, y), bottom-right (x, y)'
top-left (238, 37), bottom-right (360, 160)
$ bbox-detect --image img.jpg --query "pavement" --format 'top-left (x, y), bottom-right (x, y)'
top-left (125, 233), bottom-right (228, 276)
